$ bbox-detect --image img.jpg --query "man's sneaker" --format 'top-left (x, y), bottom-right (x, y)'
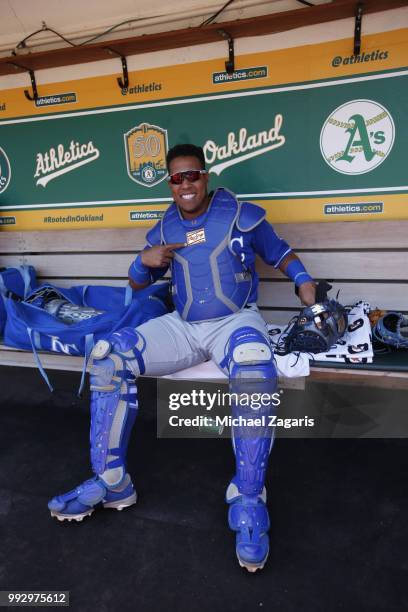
top-left (48, 474), bottom-right (137, 522)
top-left (226, 481), bottom-right (270, 572)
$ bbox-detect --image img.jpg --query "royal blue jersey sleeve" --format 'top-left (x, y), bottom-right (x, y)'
top-left (250, 219), bottom-right (292, 268)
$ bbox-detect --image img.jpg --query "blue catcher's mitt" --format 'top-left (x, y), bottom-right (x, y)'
top-left (284, 299), bottom-right (348, 354)
top-left (372, 312), bottom-right (408, 349)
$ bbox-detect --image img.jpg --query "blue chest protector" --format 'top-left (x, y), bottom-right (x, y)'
top-left (161, 189), bottom-right (252, 322)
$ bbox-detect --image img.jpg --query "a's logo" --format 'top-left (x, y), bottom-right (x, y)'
top-left (320, 99), bottom-right (394, 175)
top-left (204, 114), bottom-right (285, 176)
top-left (0, 147), bottom-right (11, 194)
top-left (34, 140), bottom-right (100, 187)
top-left (124, 123), bottom-right (168, 187)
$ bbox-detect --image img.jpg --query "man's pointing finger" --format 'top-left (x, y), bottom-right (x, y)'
top-left (164, 242), bottom-right (187, 251)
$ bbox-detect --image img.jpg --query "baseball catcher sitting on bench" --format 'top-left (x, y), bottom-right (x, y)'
top-left (48, 143), bottom-right (316, 573)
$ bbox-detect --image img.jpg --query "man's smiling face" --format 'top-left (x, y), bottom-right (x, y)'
top-left (167, 155), bottom-right (210, 219)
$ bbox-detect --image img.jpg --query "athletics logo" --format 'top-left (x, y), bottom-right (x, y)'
top-left (34, 140), bottom-right (100, 187)
top-left (124, 123), bottom-right (168, 187)
top-left (320, 99), bottom-right (395, 175)
top-left (0, 147), bottom-right (11, 194)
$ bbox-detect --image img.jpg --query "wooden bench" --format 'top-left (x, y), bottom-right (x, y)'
top-left (1, 220), bottom-right (408, 388)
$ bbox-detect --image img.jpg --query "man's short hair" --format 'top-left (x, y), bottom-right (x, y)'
top-left (166, 144), bottom-right (206, 170)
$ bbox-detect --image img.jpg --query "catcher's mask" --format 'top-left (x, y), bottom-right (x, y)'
top-left (284, 299), bottom-right (348, 354)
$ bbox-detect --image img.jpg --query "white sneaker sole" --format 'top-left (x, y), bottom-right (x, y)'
top-left (50, 509), bottom-right (95, 522)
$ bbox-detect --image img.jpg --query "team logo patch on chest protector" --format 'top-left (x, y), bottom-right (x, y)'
top-left (186, 228), bottom-right (206, 246)
top-left (161, 189), bottom-right (252, 322)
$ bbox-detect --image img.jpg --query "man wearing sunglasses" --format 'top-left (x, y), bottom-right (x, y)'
top-left (48, 143), bottom-right (315, 573)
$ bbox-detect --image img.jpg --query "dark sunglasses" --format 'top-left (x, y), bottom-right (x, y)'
top-left (167, 169), bottom-right (207, 185)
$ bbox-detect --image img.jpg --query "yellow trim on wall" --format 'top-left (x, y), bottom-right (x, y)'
top-left (1, 194), bottom-right (406, 231)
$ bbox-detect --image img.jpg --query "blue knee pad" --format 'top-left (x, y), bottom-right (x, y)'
top-left (224, 327), bottom-right (278, 497)
top-left (89, 327), bottom-right (146, 485)
top-left (225, 326), bottom-right (277, 382)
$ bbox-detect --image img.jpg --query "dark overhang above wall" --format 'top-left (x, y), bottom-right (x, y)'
top-left (0, 0), bottom-right (406, 77)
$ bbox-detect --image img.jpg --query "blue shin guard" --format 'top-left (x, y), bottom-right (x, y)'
top-left (224, 327), bottom-right (277, 572)
top-left (49, 328), bottom-right (145, 522)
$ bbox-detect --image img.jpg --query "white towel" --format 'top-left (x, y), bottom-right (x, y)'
top-left (163, 351), bottom-right (310, 380)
